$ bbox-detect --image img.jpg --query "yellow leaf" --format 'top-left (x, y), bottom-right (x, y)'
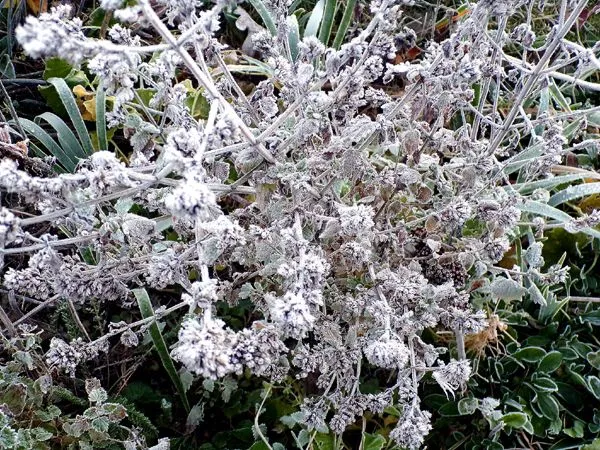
top-left (26, 0), bottom-right (48, 15)
top-left (73, 84), bottom-right (90, 98)
top-left (82, 98), bottom-right (97, 121)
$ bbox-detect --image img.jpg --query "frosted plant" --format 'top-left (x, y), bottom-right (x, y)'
top-left (2, 0), bottom-right (598, 447)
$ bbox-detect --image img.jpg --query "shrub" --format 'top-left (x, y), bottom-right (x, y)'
top-left (1, 0), bottom-right (599, 448)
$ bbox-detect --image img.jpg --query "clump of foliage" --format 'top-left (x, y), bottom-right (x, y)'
top-left (0, 0), bottom-right (599, 448)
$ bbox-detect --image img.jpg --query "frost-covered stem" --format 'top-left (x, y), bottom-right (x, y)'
top-left (67, 299), bottom-right (91, 341)
top-left (138, 0), bottom-right (276, 164)
top-left (471, 14), bottom-right (507, 141)
top-left (454, 327), bottom-right (466, 360)
top-left (212, 50), bottom-right (260, 125)
top-left (486, 0), bottom-right (589, 156)
top-left (503, 53), bottom-right (600, 92)
top-left (408, 336), bottom-right (418, 394)
top-left (198, 101), bottom-right (219, 157)
top-left (254, 384), bottom-right (274, 450)
top-left (367, 264), bottom-right (391, 333)
top-left (350, 357), bottom-right (362, 397)
top-left (1, 233), bottom-right (100, 255)
top-left (12, 295), bottom-right (61, 327)
top-left (87, 300), bottom-right (189, 347)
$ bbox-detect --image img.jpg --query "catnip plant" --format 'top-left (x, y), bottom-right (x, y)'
top-left (1, 0), bottom-right (599, 448)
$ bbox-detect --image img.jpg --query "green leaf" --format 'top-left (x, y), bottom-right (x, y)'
top-left (362, 433), bottom-right (386, 450)
top-left (317, 0), bottom-right (336, 46)
top-left (538, 351), bottom-right (563, 373)
top-left (587, 351), bottom-right (600, 370)
top-left (314, 432), bottom-right (334, 450)
top-left (30, 427), bottom-right (53, 441)
top-left (457, 397), bottom-right (478, 415)
top-left (518, 200), bottom-right (600, 239)
top-left (95, 86), bottom-right (107, 151)
top-left (332, 0), bottom-right (357, 49)
top-left (586, 376), bottom-right (600, 400)
top-left (91, 416), bottom-right (110, 433)
top-left (43, 58), bottom-right (73, 80)
top-left (0, 54), bottom-right (15, 78)
top-left (305, 0), bottom-right (324, 38)
top-left (582, 438), bottom-right (600, 450)
top-left (35, 112), bottom-right (85, 164)
top-left (563, 420), bottom-right (585, 438)
top-left (502, 412), bottom-right (529, 429)
top-left (287, 14), bottom-right (300, 61)
top-left (47, 77), bottom-right (94, 156)
top-left (549, 182), bottom-right (600, 207)
top-left (133, 288), bottom-right (190, 412)
top-left (513, 346), bottom-right (547, 363)
top-left (247, 0), bottom-right (277, 35)
top-left (514, 174), bottom-right (600, 194)
top-left (18, 118), bottom-right (76, 172)
top-left (536, 393), bottom-right (560, 421)
top-left (532, 377), bottom-right (558, 393)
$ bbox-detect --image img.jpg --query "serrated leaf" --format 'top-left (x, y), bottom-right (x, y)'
top-left (91, 416), bottom-right (110, 433)
top-left (529, 283), bottom-right (547, 306)
top-left (185, 403), bottom-right (204, 433)
top-left (490, 277), bottom-right (526, 301)
top-left (363, 433), bottom-right (386, 450)
top-left (88, 388), bottom-right (108, 404)
top-left (457, 397), bottom-right (478, 415)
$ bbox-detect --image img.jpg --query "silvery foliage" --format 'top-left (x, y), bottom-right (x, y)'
top-left (3, 0), bottom-right (598, 447)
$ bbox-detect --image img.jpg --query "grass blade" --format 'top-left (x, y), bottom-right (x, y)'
top-left (18, 118), bottom-right (77, 172)
top-left (35, 112), bottom-right (84, 165)
top-left (96, 86), bottom-right (108, 151)
top-left (132, 288), bottom-right (190, 413)
top-left (287, 14), bottom-right (300, 61)
top-left (518, 200), bottom-right (600, 239)
top-left (47, 77), bottom-right (94, 156)
top-left (247, 0), bottom-right (277, 35)
top-left (513, 174), bottom-right (600, 194)
top-left (305, 0), bottom-right (324, 38)
top-left (317, 0), bottom-right (336, 46)
top-left (548, 183), bottom-right (600, 207)
top-left (332, 0), bottom-right (357, 49)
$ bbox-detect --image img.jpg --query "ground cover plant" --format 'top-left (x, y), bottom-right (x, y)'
top-left (0, 0), bottom-right (599, 448)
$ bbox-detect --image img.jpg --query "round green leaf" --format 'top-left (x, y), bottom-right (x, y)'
top-left (587, 351), bottom-right (600, 370)
top-left (502, 412), bottom-right (529, 429)
top-left (538, 351), bottom-right (563, 373)
top-left (532, 377), bottom-right (558, 393)
top-left (457, 397), bottom-right (479, 415)
top-left (587, 376), bottom-right (600, 400)
top-left (513, 346), bottom-right (547, 363)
